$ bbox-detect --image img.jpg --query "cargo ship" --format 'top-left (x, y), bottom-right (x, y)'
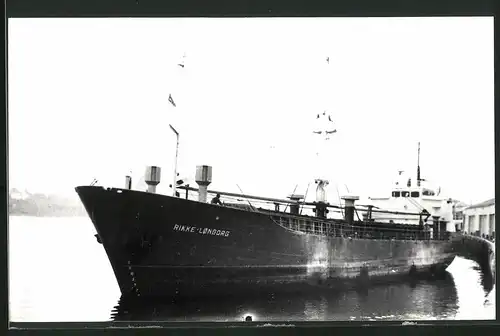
top-left (76, 160), bottom-right (457, 299)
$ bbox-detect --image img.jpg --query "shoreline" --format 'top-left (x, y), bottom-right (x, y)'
top-left (8, 213), bottom-right (87, 219)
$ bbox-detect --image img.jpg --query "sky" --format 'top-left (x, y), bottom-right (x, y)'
top-left (8, 17), bottom-right (494, 205)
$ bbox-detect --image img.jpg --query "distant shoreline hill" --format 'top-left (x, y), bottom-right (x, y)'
top-left (8, 188), bottom-right (87, 217)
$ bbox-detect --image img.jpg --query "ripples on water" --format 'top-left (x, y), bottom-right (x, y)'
top-left (110, 278), bottom-right (461, 322)
top-left (8, 216), bottom-right (496, 322)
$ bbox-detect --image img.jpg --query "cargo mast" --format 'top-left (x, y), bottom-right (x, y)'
top-left (312, 55), bottom-right (337, 207)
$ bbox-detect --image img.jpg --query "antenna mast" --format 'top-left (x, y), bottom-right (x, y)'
top-left (167, 52), bottom-right (187, 197)
top-left (417, 142), bottom-right (421, 187)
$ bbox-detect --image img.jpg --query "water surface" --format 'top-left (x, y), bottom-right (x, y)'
top-left (8, 216), bottom-right (496, 322)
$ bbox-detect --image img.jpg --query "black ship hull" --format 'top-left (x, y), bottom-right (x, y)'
top-left (76, 186), bottom-right (456, 299)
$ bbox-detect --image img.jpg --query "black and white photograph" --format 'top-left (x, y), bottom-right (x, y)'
top-left (7, 17), bottom-right (495, 323)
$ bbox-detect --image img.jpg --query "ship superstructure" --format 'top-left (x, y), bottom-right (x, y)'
top-left (366, 143), bottom-right (457, 233)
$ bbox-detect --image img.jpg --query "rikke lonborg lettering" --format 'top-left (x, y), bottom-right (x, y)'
top-left (173, 224), bottom-right (231, 237)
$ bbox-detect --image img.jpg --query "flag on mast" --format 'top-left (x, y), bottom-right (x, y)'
top-left (168, 94), bottom-right (177, 107)
top-left (178, 52), bottom-right (186, 68)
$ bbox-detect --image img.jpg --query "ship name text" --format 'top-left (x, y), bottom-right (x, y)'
top-left (173, 224), bottom-right (231, 237)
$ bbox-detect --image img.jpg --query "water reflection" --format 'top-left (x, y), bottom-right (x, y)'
top-left (477, 265), bottom-right (494, 294)
top-left (447, 257), bottom-right (496, 320)
top-left (111, 275), bottom-right (460, 322)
